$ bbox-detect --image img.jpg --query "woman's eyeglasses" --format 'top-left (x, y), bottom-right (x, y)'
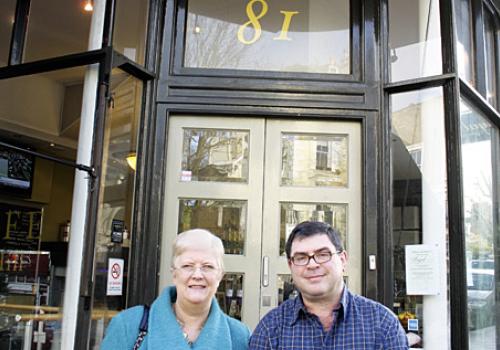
top-left (174, 264), bottom-right (219, 276)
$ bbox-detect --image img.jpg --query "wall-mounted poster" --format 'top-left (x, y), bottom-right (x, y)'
top-left (0, 203), bottom-right (42, 250)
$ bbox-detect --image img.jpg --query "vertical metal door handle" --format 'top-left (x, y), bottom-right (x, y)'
top-left (262, 256), bottom-right (269, 287)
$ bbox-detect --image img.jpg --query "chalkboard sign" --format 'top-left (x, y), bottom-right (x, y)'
top-left (0, 203), bottom-right (42, 250)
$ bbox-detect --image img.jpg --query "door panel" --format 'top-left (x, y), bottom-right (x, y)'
top-left (259, 119), bottom-right (361, 316)
top-left (160, 116), bottom-right (361, 329)
top-left (160, 116), bottom-right (265, 328)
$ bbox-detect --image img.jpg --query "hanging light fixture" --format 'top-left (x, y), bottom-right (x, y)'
top-left (126, 153), bottom-right (137, 171)
top-left (84, 0), bottom-right (93, 12)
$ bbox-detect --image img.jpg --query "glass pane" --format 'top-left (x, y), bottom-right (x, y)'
top-left (217, 273), bottom-right (244, 320)
top-left (484, 10), bottom-right (498, 110)
top-left (0, 0), bottom-right (16, 67)
top-left (454, 0), bottom-right (474, 85)
top-left (184, 0), bottom-right (350, 74)
top-left (0, 67), bottom-right (84, 349)
top-left (280, 202), bottom-right (347, 255)
top-left (391, 87), bottom-right (448, 349)
top-left (89, 69), bottom-right (143, 348)
top-left (459, 99), bottom-right (497, 349)
top-left (281, 133), bottom-right (348, 187)
top-left (24, 0), bottom-right (91, 62)
top-left (178, 199), bottom-right (247, 255)
top-left (389, 0), bottom-right (442, 82)
top-left (277, 274), bottom-right (299, 306)
top-left (113, 0), bottom-right (149, 65)
top-left (181, 128), bottom-right (249, 183)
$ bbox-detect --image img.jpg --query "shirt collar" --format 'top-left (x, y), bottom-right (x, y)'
top-left (289, 285), bottom-right (350, 326)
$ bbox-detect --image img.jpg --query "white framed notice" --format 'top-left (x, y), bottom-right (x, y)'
top-left (106, 258), bottom-right (124, 296)
top-left (405, 244), bottom-right (440, 295)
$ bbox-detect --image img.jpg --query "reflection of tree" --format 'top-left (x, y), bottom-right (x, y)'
top-left (184, 15), bottom-right (246, 69)
top-left (183, 130), bottom-right (247, 182)
top-left (465, 172), bottom-right (493, 258)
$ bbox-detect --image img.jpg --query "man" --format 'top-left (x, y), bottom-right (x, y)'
top-left (249, 221), bottom-right (408, 349)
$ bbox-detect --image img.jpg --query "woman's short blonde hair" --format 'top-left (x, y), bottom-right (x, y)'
top-left (171, 229), bottom-right (225, 271)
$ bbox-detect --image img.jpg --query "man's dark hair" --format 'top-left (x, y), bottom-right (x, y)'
top-left (285, 221), bottom-right (344, 259)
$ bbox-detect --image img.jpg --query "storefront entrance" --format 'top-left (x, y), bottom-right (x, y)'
top-left (159, 116), bottom-right (361, 329)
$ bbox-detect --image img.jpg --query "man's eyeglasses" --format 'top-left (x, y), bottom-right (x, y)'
top-left (290, 250), bottom-right (343, 266)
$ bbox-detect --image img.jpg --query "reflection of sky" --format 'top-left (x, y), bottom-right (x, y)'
top-left (391, 87), bottom-right (442, 114)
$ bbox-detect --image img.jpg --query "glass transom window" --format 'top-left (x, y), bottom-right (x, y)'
top-left (184, 0), bottom-right (350, 74)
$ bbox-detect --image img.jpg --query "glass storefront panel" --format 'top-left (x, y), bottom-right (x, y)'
top-left (181, 128), bottom-right (250, 183)
top-left (0, 0), bottom-right (16, 67)
top-left (459, 99), bottom-right (498, 349)
top-left (389, 0), bottom-right (442, 82)
top-left (89, 69), bottom-right (143, 348)
top-left (279, 202), bottom-right (347, 255)
top-left (281, 133), bottom-right (348, 187)
top-left (178, 199), bottom-right (247, 255)
top-left (277, 274), bottom-right (298, 306)
top-left (484, 9), bottom-right (498, 110)
top-left (184, 0), bottom-right (350, 74)
top-left (0, 66), bottom-right (86, 349)
top-left (391, 87), bottom-right (449, 348)
top-left (217, 273), bottom-right (244, 320)
top-left (454, 0), bottom-right (474, 85)
top-left (113, 0), bottom-right (149, 65)
top-left (24, 0), bottom-right (92, 62)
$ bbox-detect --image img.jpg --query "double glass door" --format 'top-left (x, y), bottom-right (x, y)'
top-left (160, 116), bottom-right (361, 329)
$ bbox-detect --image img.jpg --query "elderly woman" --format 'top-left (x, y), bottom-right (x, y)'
top-left (101, 229), bottom-right (250, 349)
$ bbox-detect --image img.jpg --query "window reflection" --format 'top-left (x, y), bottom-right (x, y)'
top-left (178, 199), bottom-right (247, 255)
top-left (0, 0), bottom-right (16, 66)
top-left (181, 128), bottom-right (249, 183)
top-left (281, 133), bottom-right (348, 187)
top-left (484, 9), bottom-right (498, 110)
top-left (391, 87), bottom-right (447, 349)
top-left (280, 202), bottom-right (347, 255)
top-left (89, 69), bottom-right (143, 348)
top-left (184, 0), bottom-right (350, 74)
top-left (24, 0), bottom-right (91, 62)
top-left (459, 100), bottom-right (497, 349)
top-left (389, 0), bottom-right (442, 82)
top-left (217, 273), bottom-right (244, 320)
top-left (113, 0), bottom-right (149, 65)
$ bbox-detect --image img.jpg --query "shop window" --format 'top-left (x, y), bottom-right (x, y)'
top-left (89, 69), bottom-right (143, 348)
top-left (388, 0), bottom-right (442, 82)
top-left (454, 0), bottom-right (474, 85)
top-left (183, 0), bottom-right (351, 74)
top-left (0, 0), bottom-right (16, 66)
top-left (391, 87), bottom-right (450, 348)
top-left (0, 66), bottom-right (86, 349)
top-left (459, 99), bottom-right (498, 349)
top-left (483, 8), bottom-right (498, 110)
top-left (23, 0), bottom-right (92, 62)
top-left (113, 0), bottom-right (149, 65)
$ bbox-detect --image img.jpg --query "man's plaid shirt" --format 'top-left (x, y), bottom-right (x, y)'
top-left (249, 287), bottom-right (409, 349)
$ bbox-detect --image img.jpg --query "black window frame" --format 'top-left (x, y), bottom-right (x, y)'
top-left (172, 0), bottom-right (362, 82)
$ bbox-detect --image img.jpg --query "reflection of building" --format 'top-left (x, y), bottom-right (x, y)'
top-left (0, 0), bottom-right (498, 349)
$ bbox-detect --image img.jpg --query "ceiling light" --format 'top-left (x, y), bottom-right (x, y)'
top-left (84, 0), bottom-right (93, 12)
top-left (126, 153), bottom-right (136, 171)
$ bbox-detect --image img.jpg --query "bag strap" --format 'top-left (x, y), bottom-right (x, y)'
top-left (133, 305), bottom-right (150, 350)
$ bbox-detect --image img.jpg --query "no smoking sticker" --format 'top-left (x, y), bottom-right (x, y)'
top-left (106, 258), bottom-right (124, 296)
